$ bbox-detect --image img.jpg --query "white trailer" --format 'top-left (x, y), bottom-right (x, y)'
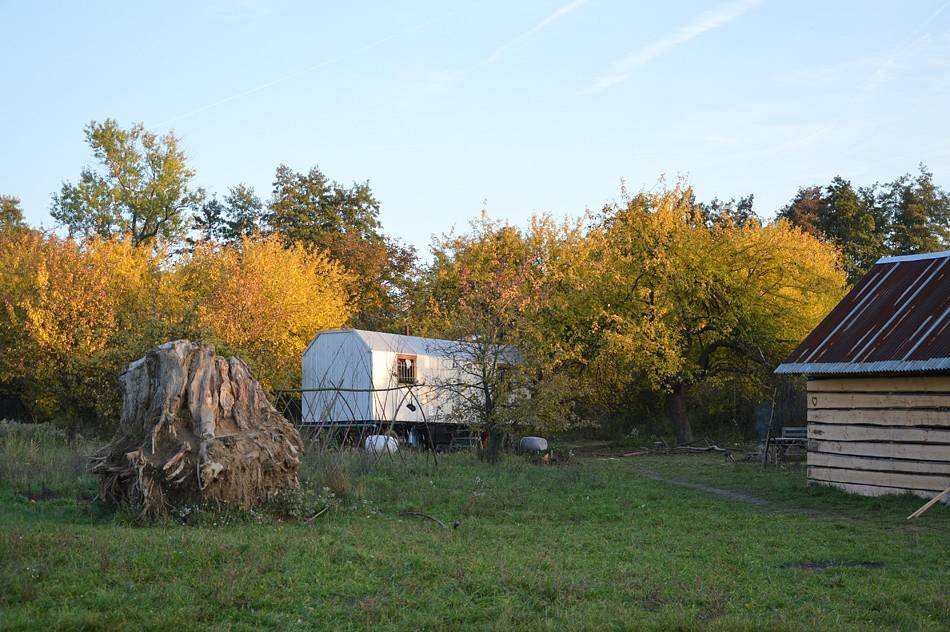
top-left (301, 329), bottom-right (475, 427)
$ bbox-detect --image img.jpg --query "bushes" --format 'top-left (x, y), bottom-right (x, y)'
top-left (179, 235), bottom-right (351, 392)
top-left (0, 233), bottom-right (175, 434)
top-left (0, 232), bottom-right (351, 435)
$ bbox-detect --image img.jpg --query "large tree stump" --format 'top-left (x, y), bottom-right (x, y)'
top-left (91, 340), bottom-right (302, 518)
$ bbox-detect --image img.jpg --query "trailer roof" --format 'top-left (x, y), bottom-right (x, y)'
top-left (307, 329), bottom-right (521, 363)
top-left (775, 250), bottom-right (949, 376)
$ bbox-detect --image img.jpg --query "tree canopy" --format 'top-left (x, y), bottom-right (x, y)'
top-left (778, 166), bottom-right (948, 281)
top-left (1, 195), bottom-right (26, 233)
top-left (51, 120), bottom-right (204, 247)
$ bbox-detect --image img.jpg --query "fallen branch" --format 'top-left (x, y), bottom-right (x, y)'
top-left (622, 450), bottom-right (653, 457)
top-left (677, 445), bottom-right (727, 453)
top-left (304, 505), bottom-right (331, 523)
top-left (399, 510), bottom-right (448, 529)
top-left (907, 485), bottom-right (950, 520)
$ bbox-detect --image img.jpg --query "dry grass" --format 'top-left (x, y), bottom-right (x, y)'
top-left (0, 420), bottom-right (97, 496)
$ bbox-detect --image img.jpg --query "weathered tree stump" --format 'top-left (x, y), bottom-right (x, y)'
top-left (91, 340), bottom-right (302, 518)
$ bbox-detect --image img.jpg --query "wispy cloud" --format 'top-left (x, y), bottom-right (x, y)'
top-left (478, 0), bottom-right (589, 67)
top-left (862, 0), bottom-right (950, 94)
top-left (592, 0), bottom-right (761, 91)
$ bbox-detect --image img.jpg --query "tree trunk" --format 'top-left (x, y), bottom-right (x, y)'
top-left (670, 382), bottom-right (694, 445)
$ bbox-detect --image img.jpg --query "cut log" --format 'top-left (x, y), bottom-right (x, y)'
top-left (90, 340), bottom-right (303, 518)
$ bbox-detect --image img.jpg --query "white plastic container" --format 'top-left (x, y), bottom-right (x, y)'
top-left (519, 436), bottom-right (548, 452)
top-left (365, 434), bottom-right (398, 455)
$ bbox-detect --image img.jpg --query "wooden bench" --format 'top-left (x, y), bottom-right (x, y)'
top-left (766, 426), bottom-right (807, 464)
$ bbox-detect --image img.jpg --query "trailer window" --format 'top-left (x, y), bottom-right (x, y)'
top-left (397, 356), bottom-right (416, 384)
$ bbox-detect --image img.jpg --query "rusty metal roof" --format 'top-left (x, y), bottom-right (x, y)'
top-left (775, 250), bottom-right (950, 376)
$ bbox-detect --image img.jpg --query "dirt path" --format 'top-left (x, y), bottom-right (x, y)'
top-left (637, 468), bottom-right (769, 505)
top-left (634, 467), bottom-right (855, 521)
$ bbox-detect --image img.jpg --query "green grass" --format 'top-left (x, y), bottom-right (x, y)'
top-left (1, 429), bottom-right (948, 630)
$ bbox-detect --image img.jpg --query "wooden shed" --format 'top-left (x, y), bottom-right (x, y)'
top-left (775, 250), bottom-right (949, 500)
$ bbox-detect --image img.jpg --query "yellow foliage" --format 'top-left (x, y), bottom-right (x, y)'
top-left (179, 235), bottom-right (351, 392)
top-left (0, 232), bottom-right (351, 431)
top-left (588, 184), bottom-right (846, 434)
top-left (0, 232), bottom-right (174, 429)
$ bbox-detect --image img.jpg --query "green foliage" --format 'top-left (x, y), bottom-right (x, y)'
top-left (880, 164), bottom-right (950, 254)
top-left (190, 165), bottom-right (419, 330)
top-left (264, 164), bottom-right (417, 330)
top-left (779, 166), bottom-right (949, 281)
top-left (191, 183), bottom-right (264, 246)
top-left (51, 119), bottom-right (204, 247)
top-left (0, 195), bottom-right (26, 233)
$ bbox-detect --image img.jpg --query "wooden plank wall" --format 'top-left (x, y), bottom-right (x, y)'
top-left (807, 376), bottom-right (950, 500)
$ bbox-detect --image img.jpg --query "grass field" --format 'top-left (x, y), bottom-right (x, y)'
top-left (1, 425), bottom-right (948, 631)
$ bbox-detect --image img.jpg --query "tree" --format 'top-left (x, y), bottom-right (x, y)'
top-left (192, 184), bottom-right (264, 246)
top-left (778, 186), bottom-right (823, 238)
top-left (593, 185), bottom-right (845, 443)
top-left (51, 119), bottom-right (204, 247)
top-left (1, 195), bottom-right (26, 233)
top-left (779, 179), bottom-right (886, 282)
top-left (819, 177), bottom-right (886, 280)
top-left (779, 167), bottom-right (949, 281)
top-left (699, 194), bottom-right (758, 228)
top-left (0, 232), bottom-right (177, 433)
top-left (264, 164), bottom-right (417, 329)
top-left (178, 235), bottom-right (352, 392)
top-left (880, 165), bottom-right (950, 254)
top-left (412, 214), bottom-right (597, 455)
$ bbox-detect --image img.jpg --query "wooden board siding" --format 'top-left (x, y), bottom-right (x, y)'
top-left (806, 376), bottom-right (950, 500)
top-left (807, 409), bottom-right (950, 426)
top-left (806, 376), bottom-right (950, 393)
top-left (807, 392), bottom-right (950, 409)
top-left (808, 424), bottom-right (950, 444)
top-left (807, 452), bottom-right (950, 475)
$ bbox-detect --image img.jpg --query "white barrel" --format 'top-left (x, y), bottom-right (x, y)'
top-left (519, 436), bottom-right (548, 452)
top-left (365, 434), bottom-right (398, 455)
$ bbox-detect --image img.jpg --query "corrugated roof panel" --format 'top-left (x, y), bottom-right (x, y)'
top-left (776, 250), bottom-right (950, 375)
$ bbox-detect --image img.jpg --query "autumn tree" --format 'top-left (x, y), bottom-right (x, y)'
top-left (178, 235), bottom-right (352, 392)
top-left (777, 187), bottom-right (823, 238)
top-left (592, 185), bottom-right (845, 443)
top-left (412, 214), bottom-right (599, 453)
top-left (778, 177), bottom-right (884, 282)
top-left (698, 194), bottom-right (758, 228)
top-left (0, 232), bottom-right (177, 433)
top-left (51, 119), bottom-right (204, 247)
top-left (263, 164), bottom-right (417, 329)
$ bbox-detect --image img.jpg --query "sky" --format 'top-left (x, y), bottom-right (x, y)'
top-left (2, 0), bottom-right (949, 254)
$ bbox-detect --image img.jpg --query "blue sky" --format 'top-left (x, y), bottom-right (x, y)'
top-left (2, 1), bottom-right (949, 253)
